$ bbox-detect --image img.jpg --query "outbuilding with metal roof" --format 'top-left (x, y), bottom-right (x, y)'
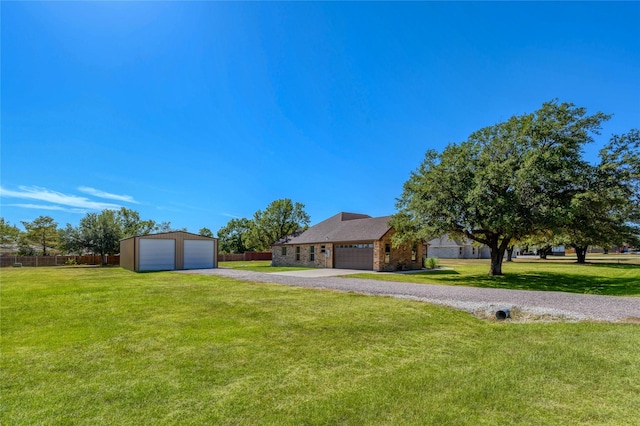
top-left (120, 231), bottom-right (218, 272)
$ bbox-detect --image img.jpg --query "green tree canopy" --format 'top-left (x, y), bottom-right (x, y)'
top-left (245, 199), bottom-right (310, 251)
top-left (217, 218), bottom-right (254, 254)
top-left (558, 129), bottom-right (640, 262)
top-left (17, 234), bottom-right (36, 256)
top-left (79, 210), bottom-right (121, 265)
top-left (154, 221), bottom-right (186, 233)
top-left (198, 227), bottom-right (213, 238)
top-left (21, 215), bottom-right (59, 256)
top-left (0, 218), bottom-right (20, 246)
top-left (58, 223), bottom-right (85, 255)
top-left (391, 100), bottom-right (610, 275)
top-left (117, 207), bottom-right (156, 238)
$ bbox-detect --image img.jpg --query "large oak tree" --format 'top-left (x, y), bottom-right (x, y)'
top-left (559, 129), bottom-right (640, 262)
top-left (391, 100), bottom-right (610, 276)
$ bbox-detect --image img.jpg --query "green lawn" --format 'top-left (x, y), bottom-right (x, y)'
top-left (2, 267), bottom-right (639, 425)
top-left (350, 259), bottom-right (640, 296)
top-left (219, 260), bottom-right (310, 273)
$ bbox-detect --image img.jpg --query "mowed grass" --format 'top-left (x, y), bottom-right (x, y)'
top-left (219, 260), bottom-right (310, 273)
top-left (350, 259), bottom-right (640, 296)
top-left (2, 268), bottom-right (640, 425)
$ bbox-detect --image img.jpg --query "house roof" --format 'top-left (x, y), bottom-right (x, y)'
top-left (275, 212), bottom-right (392, 245)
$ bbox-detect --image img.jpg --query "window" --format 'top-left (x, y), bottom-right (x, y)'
top-left (282, 247), bottom-right (287, 256)
top-left (295, 246), bottom-right (300, 261)
top-left (385, 244), bottom-right (391, 263)
top-left (310, 246), bottom-right (315, 261)
top-left (412, 243), bottom-right (417, 262)
top-left (459, 247), bottom-right (463, 256)
top-left (321, 245), bottom-right (326, 253)
top-left (472, 247), bottom-right (475, 255)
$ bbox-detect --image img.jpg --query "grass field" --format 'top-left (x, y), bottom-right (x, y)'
top-left (349, 258), bottom-right (640, 296)
top-left (218, 261), bottom-right (310, 273)
top-left (2, 267), bottom-right (639, 425)
top-left (221, 258), bottom-right (640, 296)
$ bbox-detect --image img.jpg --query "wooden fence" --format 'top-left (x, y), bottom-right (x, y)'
top-left (218, 252), bottom-right (272, 262)
top-left (1, 255), bottom-right (120, 268)
top-left (2, 251), bottom-right (271, 267)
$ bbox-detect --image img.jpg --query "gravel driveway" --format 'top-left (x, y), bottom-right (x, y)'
top-left (177, 268), bottom-right (640, 323)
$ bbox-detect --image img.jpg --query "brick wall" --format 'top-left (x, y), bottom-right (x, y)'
top-left (272, 244), bottom-right (333, 268)
top-left (376, 230), bottom-right (423, 271)
top-left (273, 231), bottom-right (424, 272)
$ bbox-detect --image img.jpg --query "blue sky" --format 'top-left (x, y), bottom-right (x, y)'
top-left (2, 2), bottom-right (639, 235)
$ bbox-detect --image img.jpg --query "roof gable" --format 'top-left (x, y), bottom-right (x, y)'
top-left (276, 212), bottom-right (392, 245)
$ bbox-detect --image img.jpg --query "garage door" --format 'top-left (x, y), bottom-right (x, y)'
top-left (334, 244), bottom-right (373, 270)
top-left (184, 240), bottom-right (215, 269)
top-left (139, 239), bottom-right (175, 271)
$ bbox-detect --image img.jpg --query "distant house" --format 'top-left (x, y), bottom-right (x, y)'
top-left (272, 212), bottom-right (424, 271)
top-left (426, 234), bottom-right (491, 259)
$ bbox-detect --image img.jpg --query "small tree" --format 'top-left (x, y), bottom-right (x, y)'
top-left (58, 223), bottom-right (85, 255)
top-left (21, 215), bottom-right (58, 256)
top-left (79, 210), bottom-right (121, 265)
top-left (198, 227), bottom-right (213, 238)
top-left (17, 235), bottom-right (36, 256)
top-left (154, 221), bottom-right (186, 233)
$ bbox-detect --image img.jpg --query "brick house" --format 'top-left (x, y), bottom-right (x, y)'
top-left (272, 212), bottom-right (424, 271)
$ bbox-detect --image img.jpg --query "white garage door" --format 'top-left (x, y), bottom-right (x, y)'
top-left (184, 240), bottom-right (215, 269)
top-left (139, 239), bottom-right (175, 271)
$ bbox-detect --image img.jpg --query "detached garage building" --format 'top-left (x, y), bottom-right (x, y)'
top-left (120, 231), bottom-right (218, 272)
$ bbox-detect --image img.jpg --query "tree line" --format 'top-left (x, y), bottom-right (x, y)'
top-left (0, 198), bottom-right (311, 263)
top-left (216, 198), bottom-right (310, 253)
top-left (391, 100), bottom-right (639, 275)
top-left (0, 209), bottom-right (190, 264)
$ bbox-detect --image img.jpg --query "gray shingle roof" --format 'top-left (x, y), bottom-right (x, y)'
top-left (275, 212), bottom-right (392, 245)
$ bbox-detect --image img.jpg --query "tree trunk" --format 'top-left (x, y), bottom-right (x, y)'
top-left (575, 246), bottom-right (588, 264)
top-left (489, 248), bottom-right (503, 275)
top-left (506, 246), bottom-right (514, 262)
top-left (538, 246), bottom-right (552, 259)
top-left (487, 235), bottom-right (511, 276)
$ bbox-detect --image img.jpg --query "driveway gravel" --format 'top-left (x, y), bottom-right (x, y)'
top-left (177, 268), bottom-right (640, 323)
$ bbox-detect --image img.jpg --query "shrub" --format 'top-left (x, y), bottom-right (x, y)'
top-left (425, 257), bottom-right (439, 269)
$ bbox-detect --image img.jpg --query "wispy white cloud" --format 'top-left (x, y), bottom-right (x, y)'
top-left (5, 204), bottom-right (90, 214)
top-left (0, 186), bottom-right (121, 211)
top-left (78, 186), bottom-right (139, 204)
